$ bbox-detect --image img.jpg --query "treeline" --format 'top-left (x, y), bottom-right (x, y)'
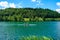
top-left (0, 8), bottom-right (60, 22)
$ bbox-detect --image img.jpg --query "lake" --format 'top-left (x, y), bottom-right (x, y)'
top-left (0, 22), bottom-right (60, 40)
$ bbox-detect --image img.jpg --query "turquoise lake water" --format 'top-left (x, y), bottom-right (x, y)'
top-left (0, 22), bottom-right (60, 40)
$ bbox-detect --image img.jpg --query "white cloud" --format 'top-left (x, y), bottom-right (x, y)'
top-left (56, 2), bottom-right (60, 7)
top-left (0, 1), bottom-right (23, 9)
top-left (36, 0), bottom-right (41, 3)
top-left (9, 3), bottom-right (16, 8)
top-left (36, 0), bottom-right (44, 6)
top-left (31, 0), bottom-right (36, 2)
top-left (36, 2), bottom-right (44, 6)
top-left (17, 5), bottom-right (22, 8)
top-left (16, 3), bottom-right (23, 8)
top-left (0, 1), bottom-right (8, 8)
top-left (56, 2), bottom-right (60, 13)
top-left (56, 9), bottom-right (60, 13)
top-left (31, 0), bottom-right (44, 6)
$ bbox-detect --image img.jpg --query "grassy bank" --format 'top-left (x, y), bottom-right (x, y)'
top-left (23, 18), bottom-right (60, 22)
top-left (0, 17), bottom-right (60, 22)
top-left (19, 36), bottom-right (53, 40)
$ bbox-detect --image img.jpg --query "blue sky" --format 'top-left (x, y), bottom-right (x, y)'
top-left (0, 0), bottom-right (60, 12)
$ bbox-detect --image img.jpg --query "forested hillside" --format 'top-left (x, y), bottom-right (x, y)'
top-left (0, 8), bottom-right (60, 21)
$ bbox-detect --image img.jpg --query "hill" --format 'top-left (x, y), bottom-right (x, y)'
top-left (0, 8), bottom-right (60, 21)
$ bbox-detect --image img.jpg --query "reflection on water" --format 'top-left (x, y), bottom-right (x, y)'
top-left (56, 22), bottom-right (60, 39)
top-left (0, 22), bottom-right (60, 40)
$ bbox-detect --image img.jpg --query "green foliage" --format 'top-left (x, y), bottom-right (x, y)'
top-left (0, 8), bottom-right (60, 21)
top-left (45, 18), bottom-right (55, 21)
top-left (19, 36), bottom-right (53, 40)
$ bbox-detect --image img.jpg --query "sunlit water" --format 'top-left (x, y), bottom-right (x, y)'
top-left (0, 22), bottom-right (60, 40)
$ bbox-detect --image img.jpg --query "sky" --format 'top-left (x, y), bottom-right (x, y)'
top-left (0, 0), bottom-right (60, 13)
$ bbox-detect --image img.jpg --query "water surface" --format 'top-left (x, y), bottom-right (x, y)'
top-left (0, 22), bottom-right (60, 40)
